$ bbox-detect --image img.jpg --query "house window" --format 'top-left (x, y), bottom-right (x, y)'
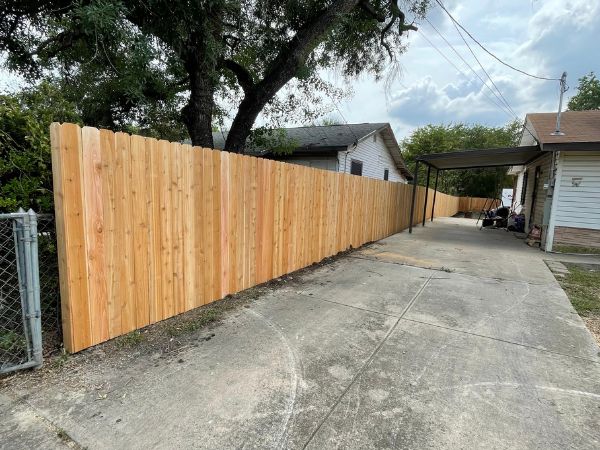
top-left (350, 159), bottom-right (363, 176)
top-left (373, 133), bottom-right (377, 143)
top-left (383, 169), bottom-right (389, 181)
top-left (520, 171), bottom-right (528, 206)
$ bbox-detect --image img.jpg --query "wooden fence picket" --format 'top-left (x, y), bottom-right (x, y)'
top-left (51, 123), bottom-right (493, 352)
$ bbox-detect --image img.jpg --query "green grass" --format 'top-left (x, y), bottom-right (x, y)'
top-left (553, 244), bottom-right (600, 255)
top-left (116, 330), bottom-right (145, 347)
top-left (166, 308), bottom-right (221, 337)
top-left (51, 351), bottom-right (70, 369)
top-left (0, 330), bottom-right (27, 352)
top-left (560, 263), bottom-right (600, 316)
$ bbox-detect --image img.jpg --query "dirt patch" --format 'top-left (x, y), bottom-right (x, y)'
top-left (583, 316), bottom-right (600, 345)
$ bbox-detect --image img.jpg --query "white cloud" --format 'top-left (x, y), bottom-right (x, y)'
top-left (335, 0), bottom-right (600, 139)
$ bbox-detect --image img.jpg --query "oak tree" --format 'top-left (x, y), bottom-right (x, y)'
top-left (1, 0), bottom-right (429, 151)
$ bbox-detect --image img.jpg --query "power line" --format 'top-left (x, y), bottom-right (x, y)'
top-left (434, 0), bottom-right (561, 81)
top-left (418, 29), bottom-right (516, 120)
top-left (325, 94), bottom-right (359, 147)
top-left (423, 19), bottom-right (516, 119)
top-left (445, 20), bottom-right (540, 141)
top-left (421, 21), bottom-right (539, 142)
top-left (447, 19), bottom-right (519, 118)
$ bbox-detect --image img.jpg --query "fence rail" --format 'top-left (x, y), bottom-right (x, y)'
top-left (51, 123), bottom-right (491, 353)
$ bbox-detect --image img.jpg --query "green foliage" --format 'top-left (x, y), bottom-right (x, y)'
top-left (0, 81), bottom-right (81, 213)
top-left (1, 0), bottom-right (431, 148)
top-left (568, 72), bottom-right (600, 111)
top-left (401, 121), bottom-right (521, 198)
top-left (248, 127), bottom-right (300, 155)
top-left (116, 330), bottom-right (146, 347)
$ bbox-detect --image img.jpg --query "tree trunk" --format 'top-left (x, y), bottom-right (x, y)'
top-left (224, 93), bottom-right (264, 153)
top-left (224, 0), bottom-right (362, 153)
top-left (182, 68), bottom-right (215, 147)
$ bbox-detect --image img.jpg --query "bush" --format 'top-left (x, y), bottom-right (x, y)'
top-left (0, 81), bottom-right (80, 213)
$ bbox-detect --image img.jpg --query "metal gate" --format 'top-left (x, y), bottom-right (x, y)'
top-left (0, 209), bottom-right (42, 374)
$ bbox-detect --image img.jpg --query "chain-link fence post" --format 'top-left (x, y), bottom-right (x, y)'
top-left (0, 210), bottom-right (43, 374)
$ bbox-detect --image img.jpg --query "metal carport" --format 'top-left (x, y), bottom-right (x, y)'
top-left (408, 145), bottom-right (544, 233)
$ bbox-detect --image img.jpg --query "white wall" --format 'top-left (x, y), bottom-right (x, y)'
top-left (513, 169), bottom-right (525, 214)
top-left (554, 151), bottom-right (600, 230)
top-left (337, 132), bottom-right (406, 182)
top-left (282, 156), bottom-right (338, 171)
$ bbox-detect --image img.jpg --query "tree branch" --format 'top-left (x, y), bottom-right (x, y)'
top-left (221, 59), bottom-right (255, 94)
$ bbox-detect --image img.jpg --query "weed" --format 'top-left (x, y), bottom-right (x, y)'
top-left (56, 427), bottom-right (69, 441)
top-left (166, 308), bottom-right (221, 337)
top-left (51, 351), bottom-right (70, 369)
top-left (0, 331), bottom-right (26, 352)
top-left (116, 330), bottom-right (145, 348)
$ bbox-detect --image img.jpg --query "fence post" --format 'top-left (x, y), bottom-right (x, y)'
top-left (21, 210), bottom-right (43, 368)
top-left (27, 209), bottom-right (43, 367)
top-left (13, 210), bottom-right (32, 361)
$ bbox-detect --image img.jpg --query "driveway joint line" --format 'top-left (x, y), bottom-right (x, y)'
top-left (401, 318), bottom-right (600, 365)
top-left (5, 388), bottom-right (84, 449)
top-left (348, 255), bottom-right (556, 287)
top-left (293, 291), bottom-right (403, 319)
top-left (301, 274), bottom-right (434, 449)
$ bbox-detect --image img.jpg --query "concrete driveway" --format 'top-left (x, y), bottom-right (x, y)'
top-left (2, 217), bottom-right (599, 449)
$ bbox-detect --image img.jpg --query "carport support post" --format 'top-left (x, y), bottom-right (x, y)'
top-left (422, 164), bottom-right (431, 226)
top-left (431, 169), bottom-right (439, 222)
top-left (408, 160), bottom-right (420, 233)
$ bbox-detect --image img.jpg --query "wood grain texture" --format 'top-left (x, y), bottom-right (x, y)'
top-left (51, 123), bottom-right (482, 353)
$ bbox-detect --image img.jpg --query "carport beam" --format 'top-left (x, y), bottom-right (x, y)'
top-left (408, 160), bottom-right (419, 233)
top-left (422, 164), bottom-right (431, 226)
top-left (431, 169), bottom-right (439, 222)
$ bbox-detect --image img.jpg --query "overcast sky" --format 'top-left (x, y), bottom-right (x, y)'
top-left (326, 0), bottom-right (600, 139)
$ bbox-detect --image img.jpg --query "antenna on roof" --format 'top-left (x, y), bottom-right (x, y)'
top-left (551, 72), bottom-right (568, 136)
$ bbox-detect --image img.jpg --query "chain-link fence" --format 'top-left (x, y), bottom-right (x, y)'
top-left (0, 210), bottom-right (61, 374)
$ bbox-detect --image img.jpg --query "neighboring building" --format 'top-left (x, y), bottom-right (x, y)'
top-left (212, 123), bottom-right (413, 183)
top-left (509, 110), bottom-right (600, 251)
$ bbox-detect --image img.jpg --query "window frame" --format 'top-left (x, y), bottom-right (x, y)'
top-left (350, 159), bottom-right (363, 176)
top-left (383, 168), bottom-right (389, 181)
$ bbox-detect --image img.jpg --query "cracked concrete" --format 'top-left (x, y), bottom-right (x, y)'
top-left (2, 217), bottom-right (599, 449)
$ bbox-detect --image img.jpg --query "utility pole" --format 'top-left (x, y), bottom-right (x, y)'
top-left (551, 72), bottom-right (568, 136)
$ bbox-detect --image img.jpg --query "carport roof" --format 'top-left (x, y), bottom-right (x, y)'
top-left (416, 145), bottom-right (542, 170)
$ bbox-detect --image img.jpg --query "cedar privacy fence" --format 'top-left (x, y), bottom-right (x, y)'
top-left (50, 123), bottom-right (492, 353)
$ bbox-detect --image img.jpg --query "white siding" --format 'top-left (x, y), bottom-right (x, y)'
top-left (282, 156), bottom-right (338, 171)
top-left (513, 169), bottom-right (525, 214)
top-left (554, 151), bottom-right (600, 230)
top-left (337, 132), bottom-right (406, 182)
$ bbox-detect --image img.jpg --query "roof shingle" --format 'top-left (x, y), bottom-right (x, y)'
top-left (527, 110), bottom-right (600, 144)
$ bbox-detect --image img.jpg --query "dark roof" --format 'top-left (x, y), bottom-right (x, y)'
top-left (213, 123), bottom-right (413, 179)
top-left (527, 111), bottom-right (600, 145)
top-left (212, 123), bottom-right (387, 153)
top-left (416, 145), bottom-right (542, 170)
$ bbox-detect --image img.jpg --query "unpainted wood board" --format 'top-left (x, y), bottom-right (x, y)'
top-left (49, 124), bottom-right (74, 351)
top-left (158, 140), bottom-right (174, 320)
top-left (145, 137), bottom-right (161, 324)
top-left (182, 144), bottom-right (197, 310)
top-left (114, 132), bottom-right (136, 335)
top-left (171, 143), bottom-right (185, 314)
top-left (81, 127), bottom-right (109, 344)
top-left (130, 134), bottom-right (151, 329)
